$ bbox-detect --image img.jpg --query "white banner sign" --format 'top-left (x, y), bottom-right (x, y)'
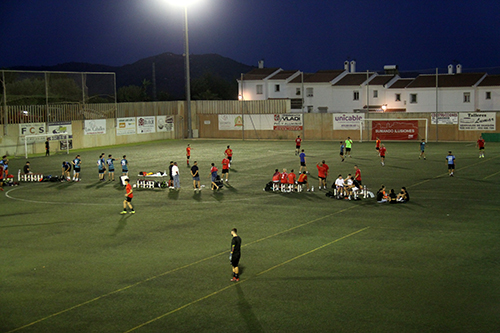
top-left (157, 115), bottom-right (174, 132)
top-left (273, 114), bottom-right (303, 130)
top-left (48, 122), bottom-right (73, 139)
top-left (137, 116), bottom-right (156, 134)
top-left (84, 119), bottom-right (107, 135)
top-left (431, 113), bottom-right (458, 125)
top-left (218, 114), bottom-right (275, 131)
top-left (19, 123), bottom-right (46, 143)
top-left (459, 112), bottom-right (496, 131)
top-left (333, 113), bottom-right (365, 130)
top-left (116, 117), bottom-right (136, 136)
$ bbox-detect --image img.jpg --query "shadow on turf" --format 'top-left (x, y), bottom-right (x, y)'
top-left (168, 189), bottom-right (180, 200)
top-left (235, 280), bottom-right (265, 333)
top-left (192, 190), bottom-right (202, 202)
top-left (112, 214), bottom-right (133, 236)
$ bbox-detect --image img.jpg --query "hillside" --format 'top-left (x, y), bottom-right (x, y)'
top-left (10, 53), bottom-right (255, 99)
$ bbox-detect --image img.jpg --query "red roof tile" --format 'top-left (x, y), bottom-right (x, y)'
top-left (407, 73), bottom-right (486, 88)
top-left (241, 68), bottom-right (280, 80)
top-left (478, 74), bottom-right (500, 87)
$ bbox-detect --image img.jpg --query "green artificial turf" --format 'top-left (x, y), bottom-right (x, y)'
top-left (1, 139), bottom-right (499, 332)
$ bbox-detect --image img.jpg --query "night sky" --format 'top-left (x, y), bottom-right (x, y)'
top-left (1, 0), bottom-right (499, 73)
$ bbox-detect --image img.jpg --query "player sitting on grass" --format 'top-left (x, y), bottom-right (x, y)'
top-left (287, 169), bottom-right (297, 192)
top-left (397, 187), bottom-right (410, 203)
top-left (388, 189), bottom-right (398, 204)
top-left (343, 174), bottom-right (360, 200)
top-left (272, 169), bottom-right (281, 191)
top-left (297, 171), bottom-right (309, 192)
top-left (376, 185), bottom-right (388, 203)
top-left (334, 174), bottom-right (344, 198)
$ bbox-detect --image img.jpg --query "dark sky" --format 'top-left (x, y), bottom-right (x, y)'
top-left (1, 0), bottom-right (498, 73)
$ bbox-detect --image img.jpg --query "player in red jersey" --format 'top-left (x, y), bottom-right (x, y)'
top-left (272, 169), bottom-right (281, 191)
top-left (375, 137), bottom-right (381, 155)
top-left (222, 154), bottom-right (230, 182)
top-left (186, 144), bottom-right (191, 166)
top-left (287, 169), bottom-right (297, 192)
top-left (121, 178), bottom-right (135, 214)
top-left (316, 162), bottom-right (327, 190)
top-left (476, 136), bottom-right (485, 158)
top-left (354, 165), bottom-right (363, 192)
top-left (224, 145), bottom-right (233, 168)
top-left (295, 136), bottom-right (302, 155)
top-left (297, 171), bottom-right (309, 192)
top-left (280, 168), bottom-right (288, 192)
top-left (379, 144), bottom-right (386, 166)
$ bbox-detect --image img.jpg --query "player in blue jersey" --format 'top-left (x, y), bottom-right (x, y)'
top-left (419, 139), bottom-right (426, 160)
top-left (97, 153), bottom-right (106, 181)
top-left (299, 149), bottom-right (308, 174)
top-left (121, 155), bottom-right (129, 176)
top-left (339, 141), bottom-right (345, 162)
top-left (446, 151), bottom-right (455, 177)
top-left (72, 155), bottom-right (82, 181)
top-left (107, 154), bottom-right (116, 181)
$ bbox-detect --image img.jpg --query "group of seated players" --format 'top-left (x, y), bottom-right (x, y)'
top-left (271, 168), bottom-right (310, 192)
top-left (332, 174), bottom-right (363, 200)
top-left (376, 185), bottom-right (410, 203)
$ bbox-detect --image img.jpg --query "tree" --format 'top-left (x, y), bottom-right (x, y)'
top-left (191, 72), bottom-right (237, 100)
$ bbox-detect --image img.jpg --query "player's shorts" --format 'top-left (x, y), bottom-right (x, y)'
top-left (421, 149), bottom-right (425, 152)
top-left (298, 181), bottom-right (306, 185)
top-left (300, 162), bottom-right (306, 166)
top-left (479, 147), bottom-right (485, 150)
top-left (126, 196), bottom-right (133, 202)
top-left (186, 155), bottom-right (190, 159)
top-left (319, 176), bottom-right (325, 180)
top-left (193, 176), bottom-right (200, 181)
top-left (376, 147), bottom-right (380, 150)
top-left (231, 254), bottom-right (240, 267)
top-left (296, 145), bottom-right (300, 149)
top-left (122, 169), bottom-right (128, 173)
top-left (109, 168), bottom-right (114, 172)
top-left (99, 169), bottom-right (105, 174)
top-left (448, 164), bottom-right (455, 169)
top-left (380, 154), bottom-right (385, 158)
top-left (340, 152), bottom-right (344, 156)
top-left (346, 148), bottom-right (351, 152)
top-left (211, 174), bottom-right (217, 182)
top-left (74, 167), bottom-right (81, 173)
top-left (227, 156), bottom-right (232, 161)
top-left (353, 180), bottom-right (362, 187)
top-left (222, 169), bottom-right (229, 174)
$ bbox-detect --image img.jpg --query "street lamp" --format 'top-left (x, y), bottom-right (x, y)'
top-left (167, 0), bottom-right (201, 139)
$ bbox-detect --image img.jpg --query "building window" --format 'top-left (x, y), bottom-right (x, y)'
top-left (306, 87), bottom-right (314, 97)
top-left (395, 93), bottom-right (401, 102)
top-left (463, 92), bottom-right (470, 103)
top-left (410, 94), bottom-right (418, 104)
top-left (275, 84), bottom-right (280, 92)
top-left (296, 88), bottom-right (301, 96)
top-left (373, 90), bottom-right (378, 98)
top-left (353, 91), bottom-right (359, 100)
top-left (486, 91), bottom-right (491, 100)
top-left (256, 85), bottom-right (263, 95)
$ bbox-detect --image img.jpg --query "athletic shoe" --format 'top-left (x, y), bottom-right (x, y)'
top-left (230, 278), bottom-right (239, 282)
top-left (120, 211), bottom-right (127, 215)
top-left (130, 210), bottom-right (135, 214)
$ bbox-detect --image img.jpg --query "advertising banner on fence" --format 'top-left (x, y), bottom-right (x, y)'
top-left (48, 122), bottom-right (73, 139)
top-left (273, 114), bottom-right (303, 130)
top-left (19, 123), bottom-right (46, 143)
top-left (431, 113), bottom-right (458, 125)
top-left (84, 119), bottom-right (107, 135)
top-left (137, 116), bottom-right (156, 134)
top-left (333, 113), bottom-right (365, 130)
top-left (371, 121), bottom-right (419, 140)
top-left (116, 117), bottom-right (136, 136)
top-left (157, 115), bottom-right (174, 132)
top-left (459, 112), bottom-right (496, 131)
top-left (218, 114), bottom-right (274, 131)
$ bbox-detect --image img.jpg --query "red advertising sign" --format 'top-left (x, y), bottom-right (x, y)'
top-left (371, 121), bottom-right (419, 140)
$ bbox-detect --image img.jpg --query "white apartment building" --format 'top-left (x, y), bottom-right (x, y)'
top-left (237, 62), bottom-right (500, 113)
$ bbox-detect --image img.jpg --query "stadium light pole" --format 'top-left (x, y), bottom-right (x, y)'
top-left (167, 0), bottom-right (201, 139)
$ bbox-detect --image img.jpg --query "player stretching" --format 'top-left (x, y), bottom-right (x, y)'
top-left (230, 228), bottom-right (242, 282)
top-left (186, 144), bottom-right (191, 166)
top-left (476, 136), bottom-right (485, 158)
top-left (121, 178), bottom-right (135, 214)
top-left (419, 139), bottom-right (426, 160)
top-left (446, 151), bottom-right (456, 177)
top-left (295, 135), bottom-right (302, 155)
